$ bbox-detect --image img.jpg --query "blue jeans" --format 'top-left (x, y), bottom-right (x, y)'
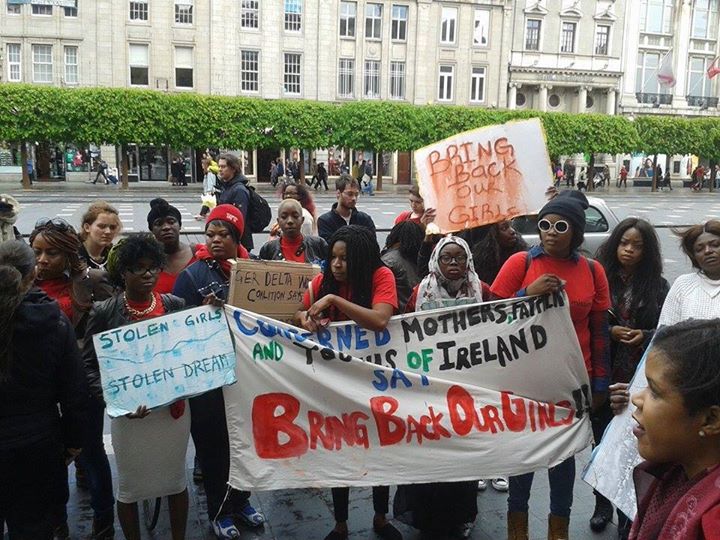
top-left (362, 179), bottom-right (374, 196)
top-left (76, 397), bottom-right (115, 519)
top-left (507, 456), bottom-right (575, 518)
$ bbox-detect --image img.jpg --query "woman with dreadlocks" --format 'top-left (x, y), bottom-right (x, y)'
top-left (0, 241), bottom-right (87, 539)
top-left (296, 225), bottom-right (402, 540)
top-left (381, 220), bottom-right (424, 312)
top-left (83, 234), bottom-right (189, 540)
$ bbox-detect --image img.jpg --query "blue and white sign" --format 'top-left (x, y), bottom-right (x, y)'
top-left (94, 306), bottom-right (237, 417)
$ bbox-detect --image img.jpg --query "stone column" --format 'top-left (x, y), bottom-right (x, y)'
top-left (606, 88), bottom-right (616, 115)
top-left (508, 83), bottom-right (518, 110)
top-left (577, 86), bottom-right (588, 113)
top-left (538, 84), bottom-right (548, 112)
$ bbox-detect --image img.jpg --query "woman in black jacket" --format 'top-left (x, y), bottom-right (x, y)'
top-left (0, 241), bottom-right (88, 539)
top-left (259, 199), bottom-right (327, 265)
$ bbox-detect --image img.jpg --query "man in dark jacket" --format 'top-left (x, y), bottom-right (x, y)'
top-left (216, 152), bottom-right (254, 251)
top-left (317, 175), bottom-right (376, 243)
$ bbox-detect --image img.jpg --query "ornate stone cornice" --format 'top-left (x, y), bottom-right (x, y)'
top-left (509, 65), bottom-right (622, 79)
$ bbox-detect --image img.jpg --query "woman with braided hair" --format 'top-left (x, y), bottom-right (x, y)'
top-left (296, 225), bottom-right (402, 540)
top-left (0, 241), bottom-right (88, 539)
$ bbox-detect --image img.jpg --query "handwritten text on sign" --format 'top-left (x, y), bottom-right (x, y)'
top-left (223, 294), bottom-right (593, 490)
top-left (414, 118), bottom-right (553, 233)
top-left (94, 306), bottom-right (237, 417)
top-left (228, 259), bottom-right (320, 322)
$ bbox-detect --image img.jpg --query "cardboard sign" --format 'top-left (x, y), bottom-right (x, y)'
top-left (227, 259), bottom-right (320, 322)
top-left (414, 118), bottom-right (553, 233)
top-left (93, 306), bottom-right (237, 417)
top-left (224, 293), bottom-right (593, 490)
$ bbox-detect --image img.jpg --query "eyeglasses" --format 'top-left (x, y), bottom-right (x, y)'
top-left (126, 266), bottom-right (162, 276)
top-left (439, 254), bottom-right (468, 265)
top-left (35, 217), bottom-right (72, 232)
top-left (538, 219), bottom-right (570, 235)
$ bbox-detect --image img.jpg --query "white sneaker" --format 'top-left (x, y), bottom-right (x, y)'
top-left (211, 516), bottom-right (241, 539)
top-left (477, 479), bottom-right (488, 491)
top-left (491, 477), bottom-right (509, 492)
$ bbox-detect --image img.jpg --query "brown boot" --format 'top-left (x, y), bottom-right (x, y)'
top-left (547, 513), bottom-right (569, 540)
top-left (507, 511), bottom-right (529, 540)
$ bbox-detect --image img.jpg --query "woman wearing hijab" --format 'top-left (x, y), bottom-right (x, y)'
top-left (173, 204), bottom-right (265, 540)
top-left (147, 198), bottom-right (197, 294)
top-left (83, 234), bottom-right (189, 540)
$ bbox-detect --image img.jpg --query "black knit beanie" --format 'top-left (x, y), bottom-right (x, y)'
top-left (537, 191), bottom-right (588, 234)
top-left (147, 198), bottom-right (182, 228)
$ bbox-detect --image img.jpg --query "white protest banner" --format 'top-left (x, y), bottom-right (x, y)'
top-left (93, 305), bottom-right (237, 418)
top-left (414, 118), bottom-right (553, 234)
top-left (582, 352), bottom-right (649, 520)
top-left (224, 293), bottom-right (593, 490)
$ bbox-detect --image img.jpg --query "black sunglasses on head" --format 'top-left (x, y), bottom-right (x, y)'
top-left (35, 217), bottom-right (73, 232)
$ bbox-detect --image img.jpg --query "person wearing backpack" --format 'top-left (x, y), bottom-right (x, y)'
top-left (216, 153), bottom-right (271, 252)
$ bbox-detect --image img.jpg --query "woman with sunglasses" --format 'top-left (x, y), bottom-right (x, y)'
top-left (491, 192), bottom-right (611, 540)
top-left (83, 234), bottom-right (190, 540)
top-left (0, 240), bottom-right (88, 540)
top-left (399, 235), bottom-right (488, 539)
top-left (295, 225), bottom-right (401, 540)
top-left (78, 201), bottom-right (122, 271)
top-left (173, 205), bottom-right (265, 539)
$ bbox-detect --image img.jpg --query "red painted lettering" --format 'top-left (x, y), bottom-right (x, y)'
top-left (252, 393), bottom-right (308, 459)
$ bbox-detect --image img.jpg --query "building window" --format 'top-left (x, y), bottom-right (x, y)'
top-left (687, 56), bottom-right (713, 97)
top-left (390, 61), bottom-right (405, 99)
top-left (129, 43), bottom-right (149, 86)
top-left (473, 10), bottom-right (490, 47)
top-left (438, 64), bottom-right (454, 102)
top-left (175, 0), bottom-right (192, 24)
top-left (548, 94), bottom-right (560, 108)
top-left (692, 0), bottom-right (719, 39)
top-left (391, 5), bottom-right (408, 41)
top-left (174, 46), bottom-right (193, 88)
top-left (560, 21), bottom-right (576, 53)
top-left (525, 19), bottom-right (541, 50)
top-left (32, 44), bottom-right (53, 83)
top-left (470, 66), bottom-right (485, 103)
top-left (7, 3), bottom-right (21, 14)
top-left (595, 25), bottom-right (610, 55)
top-left (440, 7), bottom-right (457, 45)
top-left (129, 0), bottom-right (148, 21)
top-left (284, 52), bottom-right (301, 95)
top-left (63, 1), bottom-right (78, 16)
top-left (339, 1), bottom-right (356, 37)
top-left (284, 0), bottom-right (302, 32)
top-left (365, 3), bottom-right (382, 39)
top-left (636, 51), bottom-right (662, 94)
top-left (516, 92), bottom-right (526, 107)
top-left (640, 0), bottom-right (673, 34)
top-left (363, 60), bottom-right (380, 98)
top-left (240, 0), bottom-right (259, 29)
top-left (338, 58), bottom-right (354, 98)
top-left (7, 44), bottom-right (21, 82)
top-left (64, 46), bottom-right (78, 84)
top-left (241, 50), bottom-right (259, 92)
top-left (32, 3), bottom-right (52, 15)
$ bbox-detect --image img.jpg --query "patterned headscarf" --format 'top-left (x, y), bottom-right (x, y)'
top-left (416, 235), bottom-right (485, 311)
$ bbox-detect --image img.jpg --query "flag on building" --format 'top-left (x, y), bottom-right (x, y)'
top-left (707, 56), bottom-right (720, 79)
top-left (657, 51), bottom-right (676, 88)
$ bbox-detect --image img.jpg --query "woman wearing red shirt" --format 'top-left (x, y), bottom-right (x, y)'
top-left (259, 199), bottom-right (327, 265)
top-left (491, 192), bottom-right (611, 540)
top-left (394, 186), bottom-right (435, 227)
top-left (296, 225), bottom-right (401, 540)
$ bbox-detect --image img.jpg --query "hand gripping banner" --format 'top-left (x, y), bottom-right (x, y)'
top-left (224, 293), bottom-right (593, 490)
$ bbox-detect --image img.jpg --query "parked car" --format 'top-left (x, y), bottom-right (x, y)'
top-left (512, 196), bottom-right (620, 257)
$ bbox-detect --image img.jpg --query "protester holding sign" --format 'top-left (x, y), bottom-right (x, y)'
top-left (491, 191), bottom-right (611, 540)
top-left (0, 241), bottom-right (88, 540)
top-left (393, 186), bottom-right (436, 227)
top-left (628, 319), bottom-right (720, 539)
top-left (83, 234), bottom-right (190, 540)
top-left (296, 224), bottom-right (401, 540)
top-left (173, 204), bottom-right (265, 539)
top-left (259, 199), bottom-right (327, 265)
top-left (593, 218), bottom-right (668, 536)
top-left (147, 198), bottom-right (197, 294)
top-left (397, 235), bottom-right (487, 538)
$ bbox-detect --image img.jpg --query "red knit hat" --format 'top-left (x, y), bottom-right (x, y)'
top-left (206, 204), bottom-right (245, 237)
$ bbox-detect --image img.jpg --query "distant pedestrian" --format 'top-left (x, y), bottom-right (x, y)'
top-left (617, 165), bottom-right (628, 188)
top-left (313, 162), bottom-right (329, 190)
top-left (93, 160), bottom-right (109, 185)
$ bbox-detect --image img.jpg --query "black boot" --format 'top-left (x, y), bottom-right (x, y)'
top-left (589, 493), bottom-right (613, 532)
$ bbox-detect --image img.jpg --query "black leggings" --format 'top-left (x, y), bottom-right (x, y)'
top-left (331, 486), bottom-right (389, 522)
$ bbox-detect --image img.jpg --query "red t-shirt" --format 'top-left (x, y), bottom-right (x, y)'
top-left (37, 277), bottom-right (73, 320)
top-left (126, 292), bottom-right (167, 321)
top-left (154, 254), bottom-right (198, 294)
top-left (302, 266), bottom-right (398, 322)
top-left (491, 251), bottom-right (610, 378)
top-left (280, 235), bottom-right (306, 263)
top-left (394, 210), bottom-right (422, 225)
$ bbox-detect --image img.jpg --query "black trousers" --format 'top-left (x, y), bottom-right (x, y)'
top-left (331, 486), bottom-right (389, 522)
top-left (0, 438), bottom-right (67, 540)
top-left (189, 388), bottom-right (250, 519)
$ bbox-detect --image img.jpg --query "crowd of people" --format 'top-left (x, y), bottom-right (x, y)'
top-left (1, 169), bottom-right (720, 540)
